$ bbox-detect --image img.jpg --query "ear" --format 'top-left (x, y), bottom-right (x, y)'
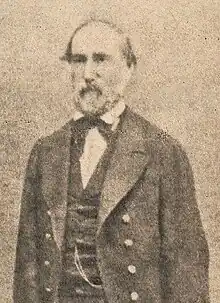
top-left (124, 64), bottom-right (134, 85)
top-left (117, 64), bottom-right (134, 95)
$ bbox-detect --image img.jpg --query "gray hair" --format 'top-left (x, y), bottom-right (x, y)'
top-left (60, 19), bottom-right (137, 68)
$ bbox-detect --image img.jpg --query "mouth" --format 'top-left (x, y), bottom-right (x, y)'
top-left (79, 84), bottom-right (102, 98)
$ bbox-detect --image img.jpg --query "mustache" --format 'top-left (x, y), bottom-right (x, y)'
top-left (79, 83), bottom-right (102, 98)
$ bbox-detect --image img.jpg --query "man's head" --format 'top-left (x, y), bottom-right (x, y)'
top-left (61, 19), bottom-right (137, 116)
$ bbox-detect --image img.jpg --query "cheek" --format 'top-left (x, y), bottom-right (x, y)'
top-left (98, 64), bottom-right (123, 87)
top-left (70, 66), bottom-right (84, 82)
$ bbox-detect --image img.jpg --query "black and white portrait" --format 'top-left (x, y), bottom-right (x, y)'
top-left (1, 1), bottom-right (219, 303)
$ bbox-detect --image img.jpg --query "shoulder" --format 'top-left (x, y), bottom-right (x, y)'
top-left (127, 108), bottom-right (188, 161)
top-left (32, 119), bottom-right (74, 152)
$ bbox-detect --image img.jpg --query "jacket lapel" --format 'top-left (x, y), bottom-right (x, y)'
top-left (98, 108), bottom-right (151, 233)
top-left (42, 109), bottom-right (152, 246)
top-left (41, 122), bottom-right (72, 250)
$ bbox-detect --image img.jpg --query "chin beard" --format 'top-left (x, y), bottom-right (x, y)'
top-left (74, 91), bottom-right (121, 116)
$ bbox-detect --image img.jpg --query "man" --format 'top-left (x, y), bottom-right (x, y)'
top-left (14, 19), bottom-right (210, 303)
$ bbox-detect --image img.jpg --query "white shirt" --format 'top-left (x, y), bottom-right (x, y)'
top-left (73, 101), bottom-right (126, 188)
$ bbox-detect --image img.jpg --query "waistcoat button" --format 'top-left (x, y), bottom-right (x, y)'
top-left (122, 214), bottom-right (130, 223)
top-left (128, 265), bottom-right (136, 274)
top-left (45, 233), bottom-right (52, 240)
top-left (124, 239), bottom-right (133, 247)
top-left (131, 291), bottom-right (139, 301)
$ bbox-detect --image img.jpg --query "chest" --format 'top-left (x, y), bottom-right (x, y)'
top-left (80, 128), bottom-right (107, 188)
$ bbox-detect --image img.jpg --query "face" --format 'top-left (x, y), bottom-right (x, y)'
top-left (69, 22), bottom-right (133, 116)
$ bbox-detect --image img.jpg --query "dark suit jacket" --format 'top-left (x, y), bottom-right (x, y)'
top-left (14, 107), bottom-right (209, 303)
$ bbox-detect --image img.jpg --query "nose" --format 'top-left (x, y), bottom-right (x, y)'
top-left (84, 59), bottom-right (96, 83)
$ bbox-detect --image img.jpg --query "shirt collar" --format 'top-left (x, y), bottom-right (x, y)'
top-left (73, 101), bottom-right (126, 129)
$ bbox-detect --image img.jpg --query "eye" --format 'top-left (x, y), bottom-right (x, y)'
top-left (70, 54), bottom-right (87, 64)
top-left (93, 53), bottom-right (108, 63)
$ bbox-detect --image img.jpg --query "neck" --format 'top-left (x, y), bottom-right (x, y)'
top-left (73, 100), bottom-right (126, 128)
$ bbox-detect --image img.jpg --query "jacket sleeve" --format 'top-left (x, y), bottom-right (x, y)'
top-left (13, 141), bottom-right (41, 303)
top-left (159, 142), bottom-right (210, 303)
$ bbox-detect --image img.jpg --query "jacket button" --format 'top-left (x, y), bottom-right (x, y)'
top-left (45, 287), bottom-right (52, 293)
top-left (128, 265), bottom-right (136, 274)
top-left (47, 210), bottom-right (52, 216)
top-left (122, 214), bottom-right (130, 223)
top-left (45, 233), bottom-right (52, 240)
top-left (124, 239), bottom-right (133, 247)
top-left (75, 288), bottom-right (84, 295)
top-left (44, 260), bottom-right (50, 266)
top-left (131, 292), bottom-right (139, 301)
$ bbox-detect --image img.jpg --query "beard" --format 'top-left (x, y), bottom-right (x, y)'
top-left (73, 81), bottom-right (120, 116)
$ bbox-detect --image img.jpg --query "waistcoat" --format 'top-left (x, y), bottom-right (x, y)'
top-left (58, 123), bottom-right (120, 301)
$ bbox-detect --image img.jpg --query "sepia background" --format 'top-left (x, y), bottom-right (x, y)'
top-left (1, 0), bottom-right (219, 302)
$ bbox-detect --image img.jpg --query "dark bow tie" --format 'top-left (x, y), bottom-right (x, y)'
top-left (72, 116), bottom-right (114, 157)
top-left (75, 116), bottom-right (113, 140)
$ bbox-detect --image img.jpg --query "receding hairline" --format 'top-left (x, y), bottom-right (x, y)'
top-left (61, 19), bottom-right (137, 68)
top-left (71, 20), bottom-right (127, 56)
top-left (72, 19), bottom-right (125, 41)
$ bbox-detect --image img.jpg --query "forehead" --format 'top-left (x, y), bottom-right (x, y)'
top-left (71, 22), bottom-right (123, 55)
